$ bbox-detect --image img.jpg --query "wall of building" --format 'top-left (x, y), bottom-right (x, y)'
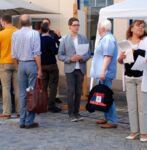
top-left (26, 0), bottom-right (75, 35)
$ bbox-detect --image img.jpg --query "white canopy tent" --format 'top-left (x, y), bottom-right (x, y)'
top-left (95, 0), bottom-right (147, 46)
top-left (99, 0), bottom-right (147, 21)
top-left (0, 0), bottom-right (57, 16)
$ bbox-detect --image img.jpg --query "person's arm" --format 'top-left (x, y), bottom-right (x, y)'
top-left (99, 37), bottom-right (116, 80)
top-left (99, 56), bottom-right (112, 80)
top-left (79, 52), bottom-right (90, 62)
top-left (34, 55), bottom-right (42, 79)
top-left (58, 37), bottom-right (71, 63)
top-left (49, 38), bottom-right (58, 55)
top-left (54, 30), bottom-right (61, 37)
top-left (13, 58), bottom-right (19, 69)
top-left (32, 31), bottom-right (42, 79)
top-left (118, 52), bottom-right (126, 64)
top-left (11, 32), bottom-right (19, 68)
top-left (50, 30), bottom-right (61, 47)
top-left (0, 33), bottom-right (1, 55)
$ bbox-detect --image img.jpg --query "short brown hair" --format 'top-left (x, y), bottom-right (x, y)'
top-left (68, 17), bottom-right (79, 26)
top-left (126, 20), bottom-right (147, 39)
top-left (42, 18), bottom-right (51, 24)
top-left (2, 15), bottom-right (12, 23)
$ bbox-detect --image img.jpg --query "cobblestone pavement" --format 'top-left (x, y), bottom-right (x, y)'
top-left (0, 100), bottom-right (147, 150)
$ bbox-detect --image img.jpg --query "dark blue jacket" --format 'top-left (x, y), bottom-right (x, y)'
top-left (40, 35), bottom-right (58, 65)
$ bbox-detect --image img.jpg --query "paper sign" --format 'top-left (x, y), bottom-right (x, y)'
top-left (76, 44), bottom-right (89, 55)
top-left (118, 40), bottom-right (132, 52)
top-left (131, 55), bottom-right (146, 71)
top-left (118, 40), bottom-right (134, 63)
top-left (124, 49), bottom-right (134, 63)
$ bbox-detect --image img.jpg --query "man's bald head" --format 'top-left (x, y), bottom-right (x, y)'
top-left (20, 14), bottom-right (31, 27)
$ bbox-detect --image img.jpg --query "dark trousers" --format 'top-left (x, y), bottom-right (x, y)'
top-left (42, 64), bottom-right (59, 108)
top-left (66, 69), bottom-right (84, 116)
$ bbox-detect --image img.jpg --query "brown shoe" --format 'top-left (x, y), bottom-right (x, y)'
top-left (25, 122), bottom-right (39, 129)
top-left (0, 114), bottom-right (11, 119)
top-left (96, 119), bottom-right (107, 124)
top-left (100, 123), bottom-right (117, 128)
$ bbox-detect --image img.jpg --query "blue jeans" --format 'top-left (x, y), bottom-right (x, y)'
top-left (97, 78), bottom-right (118, 124)
top-left (18, 61), bottom-right (37, 126)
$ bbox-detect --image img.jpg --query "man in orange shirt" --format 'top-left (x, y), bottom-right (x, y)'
top-left (0, 15), bottom-right (19, 118)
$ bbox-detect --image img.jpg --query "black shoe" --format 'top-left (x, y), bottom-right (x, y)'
top-left (25, 122), bottom-right (39, 129)
top-left (19, 124), bottom-right (25, 128)
top-left (48, 106), bottom-right (62, 113)
top-left (55, 98), bottom-right (62, 103)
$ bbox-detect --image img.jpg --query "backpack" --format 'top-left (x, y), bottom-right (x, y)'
top-left (86, 84), bottom-right (114, 112)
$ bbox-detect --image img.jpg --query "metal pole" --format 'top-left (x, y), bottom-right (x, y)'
top-left (95, 0), bottom-right (97, 7)
top-left (106, 0), bottom-right (108, 6)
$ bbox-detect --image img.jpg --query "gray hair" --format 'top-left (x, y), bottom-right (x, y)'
top-left (99, 19), bottom-right (112, 31)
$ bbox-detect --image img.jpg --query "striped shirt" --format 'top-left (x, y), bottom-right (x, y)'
top-left (12, 27), bottom-right (41, 61)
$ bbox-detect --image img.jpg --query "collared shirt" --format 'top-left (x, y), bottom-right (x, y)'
top-left (0, 26), bottom-right (17, 64)
top-left (90, 32), bottom-right (118, 79)
top-left (12, 27), bottom-right (41, 61)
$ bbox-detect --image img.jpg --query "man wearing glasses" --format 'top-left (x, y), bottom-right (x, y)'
top-left (58, 17), bottom-right (90, 122)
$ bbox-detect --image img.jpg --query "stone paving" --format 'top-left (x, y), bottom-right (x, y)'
top-left (0, 100), bottom-right (147, 150)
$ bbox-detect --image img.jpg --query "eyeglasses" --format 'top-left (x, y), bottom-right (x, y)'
top-left (71, 24), bottom-right (80, 27)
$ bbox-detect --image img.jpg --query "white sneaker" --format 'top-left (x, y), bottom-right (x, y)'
top-left (126, 133), bottom-right (139, 140)
top-left (140, 138), bottom-right (147, 142)
top-left (71, 118), bottom-right (78, 122)
top-left (77, 116), bottom-right (84, 121)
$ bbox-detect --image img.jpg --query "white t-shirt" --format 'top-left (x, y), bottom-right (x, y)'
top-left (128, 37), bottom-right (147, 51)
top-left (125, 37), bottom-right (147, 92)
top-left (125, 40), bottom-right (143, 79)
top-left (73, 36), bottom-right (80, 69)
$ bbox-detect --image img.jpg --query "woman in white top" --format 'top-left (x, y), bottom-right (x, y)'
top-left (118, 20), bottom-right (147, 142)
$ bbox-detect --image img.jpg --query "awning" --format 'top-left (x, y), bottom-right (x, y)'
top-left (0, 0), bottom-right (59, 16)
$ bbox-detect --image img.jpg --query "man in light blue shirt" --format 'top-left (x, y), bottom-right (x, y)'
top-left (98, 32), bottom-right (117, 80)
top-left (12, 14), bottom-right (42, 129)
top-left (91, 19), bottom-right (118, 128)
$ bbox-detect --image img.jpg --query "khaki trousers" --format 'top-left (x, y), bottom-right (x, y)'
top-left (0, 64), bottom-right (19, 115)
top-left (126, 77), bottom-right (147, 134)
